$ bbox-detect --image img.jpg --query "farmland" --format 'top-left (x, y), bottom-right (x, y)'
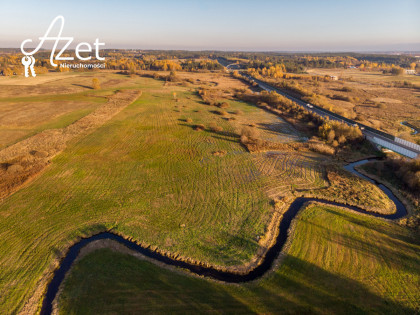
top-left (0, 71), bottom-right (418, 314)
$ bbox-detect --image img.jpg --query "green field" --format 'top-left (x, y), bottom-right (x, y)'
top-left (0, 75), bottom-right (418, 314)
top-left (0, 77), bottom-right (276, 313)
top-left (58, 204), bottom-right (420, 314)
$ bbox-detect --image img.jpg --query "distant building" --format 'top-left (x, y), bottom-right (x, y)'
top-left (405, 69), bottom-right (416, 75)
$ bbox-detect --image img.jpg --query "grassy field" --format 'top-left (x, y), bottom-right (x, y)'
top-left (58, 204), bottom-right (420, 314)
top-left (0, 75), bottom-right (277, 313)
top-left (0, 71), bottom-right (144, 149)
top-left (0, 72), bottom-right (414, 314)
top-left (291, 68), bottom-right (420, 143)
top-left (0, 93), bottom-right (105, 148)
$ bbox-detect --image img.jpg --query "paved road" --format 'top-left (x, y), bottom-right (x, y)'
top-left (215, 58), bottom-right (420, 158)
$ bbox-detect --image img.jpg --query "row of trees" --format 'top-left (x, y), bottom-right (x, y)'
top-left (236, 83), bottom-right (363, 150)
top-left (0, 50), bottom-right (223, 76)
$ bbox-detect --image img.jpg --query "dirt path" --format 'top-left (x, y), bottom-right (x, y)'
top-left (0, 89), bottom-right (142, 201)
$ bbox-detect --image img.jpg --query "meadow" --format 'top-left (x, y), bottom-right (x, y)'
top-left (0, 72), bottom-right (140, 149)
top-left (0, 71), bottom-right (417, 314)
top-left (305, 68), bottom-right (420, 142)
top-left (58, 204), bottom-right (420, 314)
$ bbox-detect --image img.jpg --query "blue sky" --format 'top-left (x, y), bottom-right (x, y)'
top-left (1, 0), bottom-right (419, 51)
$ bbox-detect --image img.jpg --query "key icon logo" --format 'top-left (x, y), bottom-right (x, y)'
top-left (22, 55), bottom-right (36, 77)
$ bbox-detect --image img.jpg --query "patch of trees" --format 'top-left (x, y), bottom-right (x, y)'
top-left (181, 60), bottom-right (223, 71)
top-left (217, 51), bottom-right (416, 70)
top-left (385, 158), bottom-right (420, 191)
top-left (318, 121), bottom-right (363, 147)
top-left (384, 67), bottom-right (405, 75)
top-left (274, 80), bottom-right (313, 97)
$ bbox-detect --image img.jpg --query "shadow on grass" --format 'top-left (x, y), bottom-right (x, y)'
top-left (59, 248), bottom-right (415, 314)
top-left (72, 84), bottom-right (93, 90)
top-left (300, 207), bottom-right (420, 275)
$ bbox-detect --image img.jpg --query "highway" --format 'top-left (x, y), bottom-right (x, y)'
top-left (216, 58), bottom-right (419, 158)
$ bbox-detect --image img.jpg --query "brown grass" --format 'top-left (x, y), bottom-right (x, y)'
top-left (302, 68), bottom-right (420, 142)
top-left (308, 142), bottom-right (335, 156)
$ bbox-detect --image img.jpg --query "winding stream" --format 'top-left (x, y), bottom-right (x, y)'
top-left (40, 158), bottom-right (407, 315)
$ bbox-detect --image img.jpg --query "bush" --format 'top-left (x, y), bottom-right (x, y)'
top-left (208, 122), bottom-right (223, 132)
top-left (186, 118), bottom-right (193, 123)
top-left (241, 126), bottom-right (259, 140)
top-left (391, 67), bottom-right (404, 76)
top-left (341, 86), bottom-right (353, 92)
top-left (194, 124), bottom-right (205, 131)
top-left (214, 109), bottom-right (228, 116)
top-left (332, 94), bottom-right (354, 102)
top-left (232, 109), bottom-right (243, 115)
top-left (92, 78), bottom-right (100, 89)
top-left (167, 71), bottom-right (179, 82)
top-left (389, 158), bottom-right (420, 191)
top-left (218, 102), bottom-right (229, 109)
top-left (318, 121), bottom-right (362, 145)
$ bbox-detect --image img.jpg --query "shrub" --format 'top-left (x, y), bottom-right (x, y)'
top-left (233, 109), bottom-right (243, 115)
top-left (332, 94), bottom-right (354, 102)
top-left (327, 129), bottom-right (335, 143)
top-left (215, 109), bottom-right (228, 116)
top-left (92, 78), bottom-right (100, 89)
top-left (218, 102), bottom-right (229, 109)
top-left (194, 124), bottom-right (205, 131)
top-left (167, 71), bottom-right (179, 82)
top-left (318, 121), bottom-right (362, 145)
top-left (393, 158), bottom-right (420, 190)
top-left (391, 67), bottom-right (404, 76)
top-left (241, 126), bottom-right (259, 139)
top-left (208, 122), bottom-right (223, 132)
top-left (303, 94), bottom-right (332, 109)
top-left (338, 135), bottom-right (346, 144)
top-left (186, 118), bottom-right (193, 123)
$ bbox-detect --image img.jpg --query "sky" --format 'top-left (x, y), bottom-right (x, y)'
top-left (0, 0), bottom-right (419, 51)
